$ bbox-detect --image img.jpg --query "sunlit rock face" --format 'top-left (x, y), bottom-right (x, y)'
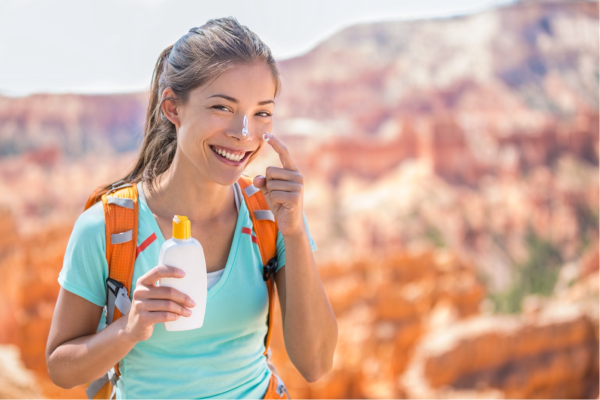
top-left (277, 0), bottom-right (598, 121)
top-left (402, 306), bottom-right (597, 399)
top-left (264, 245), bottom-right (598, 399)
top-left (0, 156), bottom-right (131, 399)
top-left (0, 344), bottom-right (43, 399)
top-left (0, 208), bottom-right (24, 346)
top-left (274, 0), bottom-right (598, 184)
top-left (400, 246), bottom-right (599, 399)
top-left (0, 93), bottom-right (147, 158)
top-left (266, 250), bottom-right (485, 399)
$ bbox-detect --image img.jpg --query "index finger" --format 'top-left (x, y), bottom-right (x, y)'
top-left (263, 132), bottom-right (299, 172)
top-left (139, 265), bottom-right (184, 286)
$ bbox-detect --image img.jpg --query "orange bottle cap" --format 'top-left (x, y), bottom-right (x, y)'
top-left (173, 215), bottom-right (191, 239)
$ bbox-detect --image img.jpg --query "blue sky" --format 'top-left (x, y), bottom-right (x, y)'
top-left (0, 0), bottom-right (515, 96)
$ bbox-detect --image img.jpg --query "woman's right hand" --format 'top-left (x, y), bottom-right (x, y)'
top-left (123, 265), bottom-right (195, 342)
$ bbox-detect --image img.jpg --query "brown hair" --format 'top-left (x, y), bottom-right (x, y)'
top-left (110, 17), bottom-right (281, 194)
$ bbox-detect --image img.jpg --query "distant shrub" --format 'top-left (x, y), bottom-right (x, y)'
top-left (489, 228), bottom-right (563, 314)
top-left (425, 225), bottom-right (446, 248)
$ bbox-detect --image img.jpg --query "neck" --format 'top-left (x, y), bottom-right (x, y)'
top-left (144, 150), bottom-right (234, 222)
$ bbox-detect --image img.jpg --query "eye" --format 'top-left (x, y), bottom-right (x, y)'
top-left (211, 105), bottom-right (231, 112)
top-left (256, 111), bottom-right (272, 117)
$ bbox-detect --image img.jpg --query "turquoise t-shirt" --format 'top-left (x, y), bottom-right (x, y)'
top-left (58, 182), bottom-right (317, 399)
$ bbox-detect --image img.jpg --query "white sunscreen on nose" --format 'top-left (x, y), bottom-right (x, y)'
top-left (242, 115), bottom-right (249, 136)
top-left (158, 215), bottom-right (207, 331)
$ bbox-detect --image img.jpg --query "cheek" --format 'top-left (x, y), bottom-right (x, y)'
top-left (178, 127), bottom-right (201, 156)
top-left (258, 119), bottom-right (273, 134)
top-left (246, 143), bottom-right (265, 165)
top-left (181, 116), bottom-right (220, 149)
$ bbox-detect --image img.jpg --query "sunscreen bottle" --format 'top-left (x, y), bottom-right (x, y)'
top-left (158, 215), bottom-right (207, 331)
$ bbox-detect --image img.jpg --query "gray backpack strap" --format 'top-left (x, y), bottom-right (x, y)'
top-left (265, 349), bottom-right (290, 399)
top-left (233, 182), bottom-right (242, 213)
top-left (244, 184), bottom-right (261, 197)
top-left (86, 374), bottom-right (108, 399)
top-left (110, 230), bottom-right (133, 245)
top-left (107, 197), bottom-right (134, 209)
top-left (86, 368), bottom-right (117, 399)
top-left (254, 210), bottom-right (275, 222)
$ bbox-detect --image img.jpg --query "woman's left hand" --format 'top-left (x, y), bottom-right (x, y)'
top-left (253, 132), bottom-right (305, 237)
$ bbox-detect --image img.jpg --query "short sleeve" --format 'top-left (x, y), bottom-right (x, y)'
top-left (58, 202), bottom-right (109, 307)
top-left (275, 212), bottom-right (317, 273)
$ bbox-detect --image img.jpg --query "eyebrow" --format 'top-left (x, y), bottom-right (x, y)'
top-left (207, 94), bottom-right (274, 106)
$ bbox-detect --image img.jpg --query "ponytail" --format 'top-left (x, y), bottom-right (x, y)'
top-left (123, 45), bottom-right (177, 194)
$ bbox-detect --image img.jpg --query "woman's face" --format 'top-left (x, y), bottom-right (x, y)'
top-left (166, 63), bottom-right (276, 186)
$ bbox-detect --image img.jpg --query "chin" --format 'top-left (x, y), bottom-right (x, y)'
top-left (210, 170), bottom-right (245, 187)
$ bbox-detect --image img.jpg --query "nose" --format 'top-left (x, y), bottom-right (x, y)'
top-left (226, 114), bottom-right (252, 142)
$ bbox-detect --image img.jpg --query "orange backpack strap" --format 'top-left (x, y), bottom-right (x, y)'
top-left (86, 181), bottom-right (139, 400)
top-left (101, 181), bottom-right (139, 323)
top-left (237, 175), bottom-right (279, 356)
top-left (83, 180), bottom-right (139, 324)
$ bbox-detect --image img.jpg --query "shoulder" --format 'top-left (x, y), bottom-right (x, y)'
top-left (70, 201), bottom-right (106, 245)
top-left (59, 200), bottom-right (110, 308)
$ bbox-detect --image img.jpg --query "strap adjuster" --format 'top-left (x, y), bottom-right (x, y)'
top-left (106, 180), bottom-right (132, 196)
top-left (106, 278), bottom-right (131, 324)
top-left (263, 257), bottom-right (278, 281)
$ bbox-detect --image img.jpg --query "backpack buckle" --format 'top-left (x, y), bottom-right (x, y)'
top-left (263, 257), bottom-right (278, 281)
top-left (106, 180), bottom-right (132, 196)
top-left (106, 278), bottom-right (131, 324)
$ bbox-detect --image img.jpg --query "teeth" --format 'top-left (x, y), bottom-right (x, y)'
top-left (212, 146), bottom-right (244, 162)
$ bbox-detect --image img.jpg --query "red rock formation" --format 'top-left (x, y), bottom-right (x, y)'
top-left (400, 304), bottom-right (598, 398)
top-left (581, 245), bottom-right (600, 279)
top-left (398, 245), bottom-right (599, 399)
top-left (0, 344), bottom-right (43, 399)
top-left (18, 224), bottom-right (74, 372)
top-left (0, 154), bottom-right (133, 399)
top-left (0, 207), bottom-right (88, 398)
top-left (0, 207), bottom-right (24, 346)
top-left (269, 250), bottom-right (486, 399)
top-left (0, 92), bottom-right (147, 157)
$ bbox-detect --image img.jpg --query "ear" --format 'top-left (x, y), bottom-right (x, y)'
top-left (161, 87), bottom-right (180, 129)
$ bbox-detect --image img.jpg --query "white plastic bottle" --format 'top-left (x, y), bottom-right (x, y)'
top-left (158, 215), bottom-right (207, 331)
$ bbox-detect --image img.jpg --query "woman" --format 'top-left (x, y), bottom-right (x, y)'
top-left (46, 17), bottom-right (338, 399)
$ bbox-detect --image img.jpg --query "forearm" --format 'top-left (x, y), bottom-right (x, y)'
top-left (48, 315), bottom-right (137, 389)
top-left (281, 230), bottom-right (338, 381)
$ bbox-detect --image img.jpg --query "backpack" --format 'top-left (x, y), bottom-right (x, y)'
top-left (83, 176), bottom-right (289, 399)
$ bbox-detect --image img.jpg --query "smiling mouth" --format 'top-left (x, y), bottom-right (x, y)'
top-left (210, 145), bottom-right (252, 163)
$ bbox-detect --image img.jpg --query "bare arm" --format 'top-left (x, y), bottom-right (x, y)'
top-left (274, 235), bottom-right (338, 383)
top-left (46, 266), bottom-right (195, 389)
top-left (254, 132), bottom-right (338, 383)
top-left (45, 288), bottom-right (137, 388)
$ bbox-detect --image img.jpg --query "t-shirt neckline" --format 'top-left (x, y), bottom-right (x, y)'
top-left (136, 181), bottom-right (244, 299)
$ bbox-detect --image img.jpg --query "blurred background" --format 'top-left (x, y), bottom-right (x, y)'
top-left (0, 0), bottom-right (598, 398)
